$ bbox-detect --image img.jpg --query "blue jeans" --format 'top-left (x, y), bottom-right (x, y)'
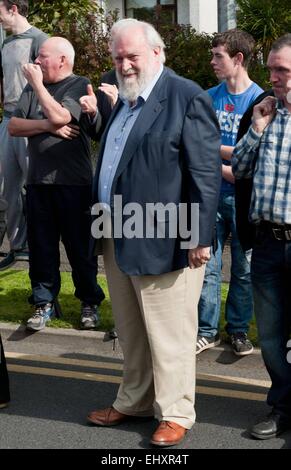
top-left (251, 231), bottom-right (291, 417)
top-left (198, 193), bottom-right (253, 337)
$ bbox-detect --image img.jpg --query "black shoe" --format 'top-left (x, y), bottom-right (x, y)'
top-left (196, 333), bottom-right (220, 355)
top-left (80, 303), bottom-right (99, 330)
top-left (230, 332), bottom-right (254, 356)
top-left (250, 411), bottom-right (291, 440)
top-left (0, 251), bottom-right (16, 270)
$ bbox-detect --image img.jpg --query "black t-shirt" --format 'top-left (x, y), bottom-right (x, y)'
top-left (13, 74), bottom-right (95, 185)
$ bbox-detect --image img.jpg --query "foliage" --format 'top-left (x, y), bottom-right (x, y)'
top-left (236, 0), bottom-right (291, 62)
top-left (159, 24), bottom-right (217, 89)
top-left (28, 0), bottom-right (118, 87)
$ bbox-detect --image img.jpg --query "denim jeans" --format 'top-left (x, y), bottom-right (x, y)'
top-left (251, 232), bottom-right (291, 417)
top-left (198, 193), bottom-right (253, 337)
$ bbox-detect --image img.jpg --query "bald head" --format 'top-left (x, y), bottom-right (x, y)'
top-left (35, 37), bottom-right (75, 83)
top-left (42, 37), bottom-right (75, 66)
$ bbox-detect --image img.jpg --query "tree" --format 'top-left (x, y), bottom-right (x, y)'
top-left (236, 0), bottom-right (291, 62)
top-left (28, 0), bottom-right (118, 87)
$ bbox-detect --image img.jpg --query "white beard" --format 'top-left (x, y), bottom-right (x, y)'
top-left (117, 67), bottom-right (155, 102)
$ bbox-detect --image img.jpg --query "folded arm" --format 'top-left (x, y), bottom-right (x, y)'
top-left (22, 64), bottom-right (72, 126)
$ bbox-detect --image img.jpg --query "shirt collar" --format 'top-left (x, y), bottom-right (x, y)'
top-left (277, 99), bottom-right (291, 115)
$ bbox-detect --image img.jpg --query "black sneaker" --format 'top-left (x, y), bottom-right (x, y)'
top-left (196, 334), bottom-right (220, 355)
top-left (0, 251), bottom-right (16, 270)
top-left (230, 332), bottom-right (254, 356)
top-left (80, 303), bottom-right (99, 330)
top-left (14, 250), bottom-right (29, 262)
top-left (26, 303), bottom-right (55, 331)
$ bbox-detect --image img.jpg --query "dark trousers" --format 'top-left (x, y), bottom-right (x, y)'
top-left (251, 230), bottom-right (291, 417)
top-left (0, 334), bottom-right (10, 403)
top-left (26, 185), bottom-right (105, 306)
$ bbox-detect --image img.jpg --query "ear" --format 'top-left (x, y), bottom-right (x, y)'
top-left (235, 51), bottom-right (244, 66)
top-left (60, 55), bottom-right (66, 67)
top-left (10, 4), bottom-right (18, 14)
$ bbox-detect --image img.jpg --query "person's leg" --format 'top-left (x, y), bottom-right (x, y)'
top-left (103, 238), bottom-right (155, 416)
top-left (224, 194), bottom-right (253, 335)
top-left (133, 265), bottom-right (205, 430)
top-left (58, 186), bottom-right (105, 307)
top-left (26, 186), bottom-right (61, 305)
top-left (251, 236), bottom-right (291, 418)
top-left (1, 118), bottom-right (28, 251)
top-left (250, 235), bottom-right (291, 439)
top-left (0, 333), bottom-right (10, 405)
top-left (198, 195), bottom-right (227, 348)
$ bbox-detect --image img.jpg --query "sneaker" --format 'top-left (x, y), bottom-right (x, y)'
top-left (26, 303), bottom-right (55, 331)
top-left (80, 303), bottom-right (99, 330)
top-left (14, 250), bottom-right (29, 262)
top-left (0, 250), bottom-right (16, 270)
top-left (0, 402), bottom-right (9, 409)
top-left (230, 332), bottom-right (254, 356)
top-left (196, 334), bottom-right (220, 355)
top-left (0, 249), bottom-right (29, 270)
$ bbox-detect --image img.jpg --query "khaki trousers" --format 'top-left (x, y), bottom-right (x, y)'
top-left (103, 239), bottom-right (205, 429)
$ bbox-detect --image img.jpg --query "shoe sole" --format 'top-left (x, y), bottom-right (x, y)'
top-left (80, 324), bottom-right (99, 330)
top-left (233, 346), bottom-right (254, 356)
top-left (87, 416), bottom-right (127, 426)
top-left (14, 256), bottom-right (29, 262)
top-left (250, 429), bottom-right (285, 440)
top-left (0, 403), bottom-right (9, 409)
top-left (150, 435), bottom-right (187, 447)
top-left (196, 339), bottom-right (221, 355)
top-left (26, 324), bottom-right (46, 331)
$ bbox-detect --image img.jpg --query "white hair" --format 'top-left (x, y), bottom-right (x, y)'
top-left (111, 18), bottom-right (166, 64)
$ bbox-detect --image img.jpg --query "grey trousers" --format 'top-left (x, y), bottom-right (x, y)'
top-left (0, 116), bottom-right (28, 251)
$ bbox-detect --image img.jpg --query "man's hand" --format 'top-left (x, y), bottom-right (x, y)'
top-left (188, 246), bottom-right (211, 269)
top-left (252, 96), bottom-right (277, 134)
top-left (22, 63), bottom-right (43, 89)
top-left (50, 123), bottom-right (80, 140)
top-left (99, 83), bottom-right (118, 109)
top-left (222, 164), bottom-right (235, 184)
top-left (79, 84), bottom-right (97, 117)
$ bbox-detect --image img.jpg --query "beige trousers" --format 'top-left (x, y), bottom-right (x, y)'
top-left (103, 239), bottom-right (205, 429)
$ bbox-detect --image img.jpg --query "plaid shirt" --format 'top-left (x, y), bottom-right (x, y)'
top-left (232, 102), bottom-right (291, 224)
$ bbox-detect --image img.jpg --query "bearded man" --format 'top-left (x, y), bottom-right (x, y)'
top-left (81, 19), bottom-right (221, 447)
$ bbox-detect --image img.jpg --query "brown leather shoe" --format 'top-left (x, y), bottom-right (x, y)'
top-left (150, 421), bottom-right (187, 447)
top-left (87, 407), bottom-right (130, 426)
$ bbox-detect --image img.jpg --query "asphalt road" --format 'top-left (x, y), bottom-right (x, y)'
top-left (1, 325), bottom-right (291, 451)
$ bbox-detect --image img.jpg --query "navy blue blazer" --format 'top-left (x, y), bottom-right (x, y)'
top-left (93, 67), bottom-right (221, 275)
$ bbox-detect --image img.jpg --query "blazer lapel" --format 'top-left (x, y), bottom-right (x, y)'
top-left (114, 69), bottom-right (169, 180)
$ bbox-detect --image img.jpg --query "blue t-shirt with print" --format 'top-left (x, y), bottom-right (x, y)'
top-left (208, 81), bottom-right (263, 194)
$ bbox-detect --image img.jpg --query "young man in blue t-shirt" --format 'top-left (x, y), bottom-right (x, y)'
top-left (197, 29), bottom-right (264, 356)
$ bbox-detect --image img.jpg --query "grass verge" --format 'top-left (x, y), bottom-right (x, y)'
top-left (0, 269), bottom-right (258, 344)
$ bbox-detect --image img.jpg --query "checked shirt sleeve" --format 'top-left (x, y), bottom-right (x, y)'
top-left (232, 126), bottom-right (262, 179)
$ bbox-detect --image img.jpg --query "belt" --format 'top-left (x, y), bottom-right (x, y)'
top-left (258, 221), bottom-right (291, 241)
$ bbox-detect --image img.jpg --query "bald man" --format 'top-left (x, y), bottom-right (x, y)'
top-left (8, 37), bottom-right (105, 331)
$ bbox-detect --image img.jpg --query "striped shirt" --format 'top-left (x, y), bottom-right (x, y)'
top-left (232, 101), bottom-right (291, 224)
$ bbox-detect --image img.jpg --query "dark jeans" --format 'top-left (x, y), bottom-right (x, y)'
top-left (26, 185), bottom-right (105, 306)
top-left (198, 193), bottom-right (253, 337)
top-left (0, 334), bottom-right (10, 403)
top-left (251, 230), bottom-right (291, 418)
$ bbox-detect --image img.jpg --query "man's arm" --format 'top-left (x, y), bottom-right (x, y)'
top-left (22, 64), bottom-right (71, 126)
top-left (232, 96), bottom-right (277, 179)
top-left (8, 116), bottom-right (78, 139)
top-left (8, 117), bottom-right (50, 136)
top-left (182, 90), bottom-right (221, 267)
top-left (220, 144), bottom-right (233, 161)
